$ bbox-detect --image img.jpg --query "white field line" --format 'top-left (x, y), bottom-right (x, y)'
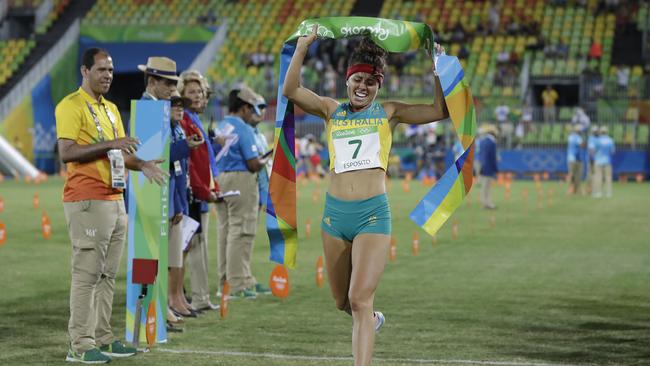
top-left (157, 348), bottom-right (584, 366)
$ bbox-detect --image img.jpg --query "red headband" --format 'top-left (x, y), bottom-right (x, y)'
top-left (346, 63), bottom-right (384, 88)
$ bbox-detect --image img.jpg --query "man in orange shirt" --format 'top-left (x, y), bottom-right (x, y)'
top-left (56, 48), bottom-right (167, 364)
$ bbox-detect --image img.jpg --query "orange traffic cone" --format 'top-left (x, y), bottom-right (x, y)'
top-left (305, 218), bottom-right (312, 239)
top-left (451, 220), bottom-right (459, 240)
top-left (220, 281), bottom-right (230, 319)
top-left (0, 221), bottom-right (6, 246)
top-left (315, 256), bottom-right (324, 288)
top-left (411, 232), bottom-right (420, 256)
top-left (389, 236), bottom-right (397, 262)
top-left (41, 212), bottom-right (51, 240)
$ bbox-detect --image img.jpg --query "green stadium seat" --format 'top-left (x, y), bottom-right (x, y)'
top-left (550, 123), bottom-right (564, 143)
top-left (612, 124), bottom-right (625, 144)
top-left (637, 125), bottom-right (649, 145)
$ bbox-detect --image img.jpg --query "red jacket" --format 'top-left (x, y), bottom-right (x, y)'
top-left (179, 112), bottom-right (219, 201)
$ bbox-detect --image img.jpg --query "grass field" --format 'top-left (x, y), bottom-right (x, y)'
top-left (0, 176), bottom-right (649, 366)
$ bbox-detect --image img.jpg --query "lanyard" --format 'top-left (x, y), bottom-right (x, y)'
top-left (171, 122), bottom-right (185, 143)
top-left (86, 102), bottom-right (118, 142)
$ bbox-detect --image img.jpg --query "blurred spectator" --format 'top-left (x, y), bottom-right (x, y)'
top-left (588, 40), bottom-right (603, 60)
top-left (617, 66), bottom-right (630, 91)
top-left (478, 124), bottom-right (498, 209)
top-left (592, 125), bottom-right (615, 198)
top-left (324, 64), bottom-right (337, 97)
top-left (458, 44), bottom-right (470, 60)
top-left (583, 66), bottom-right (604, 99)
top-left (555, 38), bottom-right (569, 58)
top-left (306, 134), bottom-right (325, 178)
top-left (475, 22), bottom-right (488, 36)
top-left (495, 103), bottom-right (513, 147)
top-left (494, 103), bottom-right (510, 126)
top-left (489, 3), bottom-right (500, 33)
top-left (566, 125), bottom-right (584, 195)
top-left (509, 51), bottom-right (520, 65)
top-left (542, 85), bottom-right (558, 123)
top-left (516, 102), bottom-right (533, 148)
top-left (506, 19), bottom-right (520, 35)
top-left (571, 107), bottom-right (591, 132)
top-left (198, 9), bottom-right (217, 25)
top-left (497, 50), bottom-right (510, 64)
top-left (451, 23), bottom-right (466, 42)
top-left (586, 125), bottom-right (599, 193)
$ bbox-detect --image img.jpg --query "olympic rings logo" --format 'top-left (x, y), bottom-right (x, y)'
top-left (521, 151), bottom-right (564, 171)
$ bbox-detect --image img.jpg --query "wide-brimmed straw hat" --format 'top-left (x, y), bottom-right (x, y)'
top-left (481, 124), bottom-right (499, 136)
top-left (137, 56), bottom-right (180, 81)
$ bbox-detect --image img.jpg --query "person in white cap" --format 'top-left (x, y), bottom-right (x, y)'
top-left (567, 124), bottom-right (584, 195)
top-left (592, 125), bottom-right (615, 198)
top-left (215, 86), bottom-right (271, 299)
top-left (586, 125), bottom-right (600, 194)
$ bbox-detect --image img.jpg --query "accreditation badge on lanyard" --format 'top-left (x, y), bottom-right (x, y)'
top-left (87, 102), bottom-right (126, 188)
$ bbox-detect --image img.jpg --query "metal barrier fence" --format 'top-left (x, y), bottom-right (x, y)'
top-left (206, 97), bottom-right (649, 151)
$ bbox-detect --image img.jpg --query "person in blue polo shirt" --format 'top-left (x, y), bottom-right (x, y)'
top-left (592, 125), bottom-right (615, 198)
top-left (215, 86), bottom-right (270, 299)
top-left (567, 125), bottom-right (584, 195)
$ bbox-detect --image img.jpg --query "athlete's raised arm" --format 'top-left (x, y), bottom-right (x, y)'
top-left (282, 25), bottom-right (338, 120)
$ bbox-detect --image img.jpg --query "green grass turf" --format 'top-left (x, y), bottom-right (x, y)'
top-left (0, 176), bottom-right (649, 365)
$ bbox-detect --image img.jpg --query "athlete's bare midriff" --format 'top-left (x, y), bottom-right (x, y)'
top-left (327, 168), bottom-right (386, 201)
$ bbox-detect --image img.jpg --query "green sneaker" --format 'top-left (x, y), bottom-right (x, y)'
top-left (66, 347), bottom-right (111, 364)
top-left (254, 283), bottom-right (272, 295)
top-left (99, 340), bottom-right (136, 358)
top-left (228, 288), bottom-right (257, 299)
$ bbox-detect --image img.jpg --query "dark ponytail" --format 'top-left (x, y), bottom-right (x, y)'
top-left (348, 38), bottom-right (387, 69)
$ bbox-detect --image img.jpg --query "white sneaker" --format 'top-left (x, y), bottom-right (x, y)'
top-left (374, 311), bottom-right (385, 332)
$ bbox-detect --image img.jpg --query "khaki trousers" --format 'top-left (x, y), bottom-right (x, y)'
top-left (592, 164), bottom-right (613, 197)
top-left (586, 161), bottom-right (594, 193)
top-left (216, 171), bottom-right (259, 293)
top-left (187, 211), bottom-right (211, 306)
top-left (480, 175), bottom-right (495, 208)
top-left (63, 200), bottom-right (126, 353)
top-left (569, 161), bottom-right (583, 194)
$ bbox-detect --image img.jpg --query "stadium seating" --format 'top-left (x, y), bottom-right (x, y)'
top-left (206, 0), bottom-right (353, 97)
top-left (83, 0), bottom-right (220, 27)
top-left (35, 0), bottom-right (70, 34)
top-left (0, 0), bottom-right (69, 87)
top-left (0, 38), bottom-right (37, 87)
top-left (8, 0), bottom-right (46, 7)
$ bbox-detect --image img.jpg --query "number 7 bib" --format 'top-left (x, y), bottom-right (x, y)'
top-left (332, 126), bottom-right (381, 173)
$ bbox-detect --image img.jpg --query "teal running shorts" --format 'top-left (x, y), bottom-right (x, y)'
top-left (321, 193), bottom-right (391, 242)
